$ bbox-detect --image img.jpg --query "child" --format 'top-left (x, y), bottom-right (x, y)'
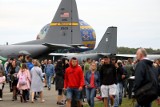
top-left (0, 70), bottom-right (5, 101)
top-left (17, 63), bottom-right (31, 102)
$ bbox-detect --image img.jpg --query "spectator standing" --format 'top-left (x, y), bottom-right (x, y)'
top-left (30, 59), bottom-right (44, 103)
top-left (123, 58), bottom-right (134, 98)
top-left (43, 59), bottom-right (48, 87)
top-left (64, 57), bottom-right (84, 107)
top-left (26, 57), bottom-right (34, 71)
top-left (97, 59), bottom-right (104, 72)
top-left (0, 71), bottom-right (5, 101)
top-left (85, 62), bottom-right (100, 107)
top-left (55, 60), bottom-right (65, 105)
top-left (17, 55), bottom-right (23, 67)
top-left (7, 58), bottom-right (13, 92)
top-left (133, 48), bottom-right (158, 107)
top-left (114, 60), bottom-right (126, 107)
top-left (17, 63), bottom-right (31, 102)
top-left (8, 60), bottom-right (20, 101)
top-left (100, 56), bottom-right (117, 107)
top-left (84, 58), bottom-right (91, 75)
top-left (45, 60), bottom-right (54, 90)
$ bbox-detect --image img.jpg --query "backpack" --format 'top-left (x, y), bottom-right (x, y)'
top-left (135, 64), bottom-right (158, 105)
top-left (18, 72), bottom-right (27, 85)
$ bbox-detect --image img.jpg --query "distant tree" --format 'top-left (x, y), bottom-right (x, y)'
top-left (117, 47), bottom-right (160, 54)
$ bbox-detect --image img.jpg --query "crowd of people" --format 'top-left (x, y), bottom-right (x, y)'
top-left (0, 48), bottom-right (160, 107)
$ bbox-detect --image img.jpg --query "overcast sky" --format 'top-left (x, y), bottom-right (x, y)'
top-left (0, 0), bottom-right (160, 49)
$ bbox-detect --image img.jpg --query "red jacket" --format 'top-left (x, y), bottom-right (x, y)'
top-left (64, 59), bottom-right (84, 89)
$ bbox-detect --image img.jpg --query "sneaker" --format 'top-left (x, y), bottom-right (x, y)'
top-left (20, 95), bottom-right (23, 102)
top-left (41, 99), bottom-right (45, 103)
top-left (10, 89), bottom-right (13, 92)
top-left (12, 96), bottom-right (16, 101)
top-left (0, 98), bottom-right (3, 101)
top-left (61, 100), bottom-right (66, 104)
top-left (58, 102), bottom-right (64, 106)
top-left (34, 97), bottom-right (37, 100)
top-left (96, 96), bottom-right (102, 100)
top-left (48, 87), bottom-right (50, 90)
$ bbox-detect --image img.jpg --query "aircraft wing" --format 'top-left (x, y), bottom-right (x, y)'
top-left (49, 53), bottom-right (77, 57)
top-left (42, 43), bottom-right (89, 51)
top-left (70, 44), bottom-right (89, 49)
top-left (97, 53), bottom-right (115, 56)
top-left (70, 44), bottom-right (84, 46)
top-left (116, 54), bottom-right (136, 58)
top-left (114, 54), bottom-right (136, 60)
top-left (42, 43), bottom-right (73, 49)
top-left (50, 52), bottom-right (113, 58)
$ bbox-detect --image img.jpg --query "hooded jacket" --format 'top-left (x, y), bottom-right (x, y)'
top-left (64, 58), bottom-right (84, 89)
top-left (133, 59), bottom-right (158, 92)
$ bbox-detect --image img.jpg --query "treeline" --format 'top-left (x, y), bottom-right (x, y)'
top-left (117, 47), bottom-right (160, 54)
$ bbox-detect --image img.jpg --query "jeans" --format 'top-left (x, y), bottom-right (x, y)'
top-left (46, 75), bottom-right (52, 88)
top-left (66, 88), bottom-right (81, 100)
top-left (114, 83), bottom-right (123, 107)
top-left (0, 89), bottom-right (2, 98)
top-left (0, 83), bottom-right (4, 98)
top-left (86, 88), bottom-right (96, 107)
top-left (26, 90), bottom-right (30, 100)
top-left (22, 89), bottom-right (28, 101)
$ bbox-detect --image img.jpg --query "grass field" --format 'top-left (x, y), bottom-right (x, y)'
top-left (83, 98), bottom-right (160, 107)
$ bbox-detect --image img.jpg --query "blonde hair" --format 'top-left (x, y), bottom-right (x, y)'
top-left (89, 61), bottom-right (97, 71)
top-left (90, 61), bottom-right (97, 67)
top-left (33, 59), bottom-right (41, 67)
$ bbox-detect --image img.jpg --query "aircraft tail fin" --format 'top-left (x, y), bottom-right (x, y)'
top-left (94, 27), bottom-right (117, 54)
top-left (14, 0), bottom-right (82, 45)
top-left (43, 0), bottom-right (82, 45)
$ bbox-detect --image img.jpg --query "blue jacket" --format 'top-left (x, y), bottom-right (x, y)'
top-left (45, 64), bottom-right (54, 76)
top-left (26, 62), bottom-right (34, 71)
top-left (85, 71), bottom-right (100, 88)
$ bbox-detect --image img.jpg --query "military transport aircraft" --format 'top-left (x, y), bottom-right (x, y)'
top-left (50, 26), bottom-right (160, 63)
top-left (0, 0), bottom-right (85, 59)
top-left (49, 26), bottom-right (117, 63)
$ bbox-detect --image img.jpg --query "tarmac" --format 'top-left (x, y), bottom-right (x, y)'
top-left (0, 83), bottom-right (102, 107)
top-left (0, 83), bottom-right (65, 107)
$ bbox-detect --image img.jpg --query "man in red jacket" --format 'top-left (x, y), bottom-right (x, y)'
top-left (64, 57), bottom-right (84, 107)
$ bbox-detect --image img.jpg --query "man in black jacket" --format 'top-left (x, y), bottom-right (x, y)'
top-left (114, 60), bottom-right (127, 107)
top-left (100, 56), bottom-right (117, 107)
top-left (133, 48), bottom-right (158, 107)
